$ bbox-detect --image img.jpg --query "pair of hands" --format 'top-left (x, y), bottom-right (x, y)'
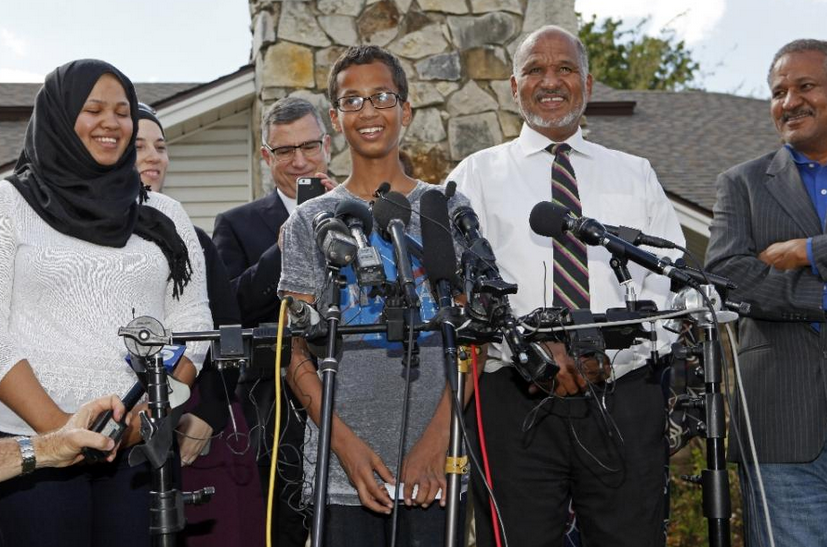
top-left (335, 427), bottom-right (447, 514)
top-left (758, 238), bottom-right (809, 270)
top-left (529, 342), bottom-right (608, 397)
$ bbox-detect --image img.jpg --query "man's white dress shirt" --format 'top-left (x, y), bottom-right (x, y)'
top-left (449, 124), bottom-right (685, 379)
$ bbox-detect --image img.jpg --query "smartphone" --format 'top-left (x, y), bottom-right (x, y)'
top-left (297, 177), bottom-right (325, 204)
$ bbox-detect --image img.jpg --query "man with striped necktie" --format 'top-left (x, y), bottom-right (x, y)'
top-left (450, 25), bottom-right (685, 547)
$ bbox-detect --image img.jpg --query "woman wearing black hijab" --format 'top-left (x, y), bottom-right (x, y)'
top-left (0, 59), bottom-right (212, 546)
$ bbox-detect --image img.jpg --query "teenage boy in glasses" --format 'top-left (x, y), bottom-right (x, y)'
top-left (277, 45), bottom-right (471, 546)
top-left (213, 97), bottom-right (336, 547)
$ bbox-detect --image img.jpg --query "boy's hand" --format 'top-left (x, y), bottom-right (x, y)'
top-left (401, 432), bottom-right (448, 508)
top-left (335, 432), bottom-right (395, 514)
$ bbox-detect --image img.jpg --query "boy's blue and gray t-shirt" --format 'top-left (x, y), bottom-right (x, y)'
top-left (278, 180), bottom-right (471, 506)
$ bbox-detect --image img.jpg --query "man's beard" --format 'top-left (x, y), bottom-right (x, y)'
top-left (517, 92), bottom-right (586, 131)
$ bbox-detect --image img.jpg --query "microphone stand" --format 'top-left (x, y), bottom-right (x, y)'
top-left (142, 352), bottom-right (185, 547)
top-left (438, 307), bottom-right (468, 547)
top-left (118, 319), bottom-right (291, 546)
top-left (603, 244), bottom-right (732, 545)
top-left (310, 269), bottom-right (347, 547)
top-left (671, 284), bottom-right (735, 547)
top-left (124, 351), bottom-right (214, 547)
top-left (699, 319), bottom-right (731, 547)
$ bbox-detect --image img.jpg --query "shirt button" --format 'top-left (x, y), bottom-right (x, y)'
top-left (811, 164), bottom-right (816, 168)
top-left (821, 189), bottom-right (826, 195)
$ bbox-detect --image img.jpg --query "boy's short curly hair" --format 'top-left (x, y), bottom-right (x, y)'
top-left (327, 45), bottom-right (409, 105)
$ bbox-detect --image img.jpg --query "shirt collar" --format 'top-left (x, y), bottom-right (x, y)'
top-left (786, 144), bottom-right (824, 166)
top-left (516, 123), bottom-right (594, 159)
top-left (277, 187), bottom-right (297, 215)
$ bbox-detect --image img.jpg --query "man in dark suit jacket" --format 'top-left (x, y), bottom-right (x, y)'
top-left (213, 96), bottom-right (333, 547)
top-left (706, 39), bottom-right (827, 546)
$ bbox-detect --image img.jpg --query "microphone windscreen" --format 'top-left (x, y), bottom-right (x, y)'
top-left (314, 216), bottom-right (350, 249)
top-left (372, 191), bottom-right (412, 232)
top-left (529, 201), bottom-right (569, 239)
top-left (335, 200), bottom-right (374, 236)
top-left (420, 189), bottom-right (457, 285)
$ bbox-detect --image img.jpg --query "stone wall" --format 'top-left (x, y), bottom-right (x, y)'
top-left (249, 0), bottom-right (577, 196)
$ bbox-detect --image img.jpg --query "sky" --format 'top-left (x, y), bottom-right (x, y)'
top-left (1, 0), bottom-right (826, 99)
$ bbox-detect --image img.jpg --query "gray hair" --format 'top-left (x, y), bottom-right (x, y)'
top-left (512, 25), bottom-right (589, 82)
top-left (768, 39), bottom-right (827, 86)
top-left (261, 97), bottom-right (326, 144)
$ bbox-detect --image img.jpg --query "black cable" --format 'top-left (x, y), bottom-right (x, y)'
top-left (451, 390), bottom-right (511, 547)
top-left (389, 308), bottom-right (417, 547)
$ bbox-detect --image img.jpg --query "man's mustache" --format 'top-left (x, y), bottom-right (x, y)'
top-left (782, 108), bottom-right (814, 122)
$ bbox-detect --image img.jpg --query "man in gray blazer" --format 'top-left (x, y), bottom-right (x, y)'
top-left (706, 39), bottom-right (827, 546)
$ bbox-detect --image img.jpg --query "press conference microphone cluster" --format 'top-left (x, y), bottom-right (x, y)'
top-left (529, 201), bottom-right (697, 288)
top-left (451, 205), bottom-right (556, 382)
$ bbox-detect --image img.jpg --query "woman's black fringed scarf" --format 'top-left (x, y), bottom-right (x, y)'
top-left (7, 59), bottom-right (191, 299)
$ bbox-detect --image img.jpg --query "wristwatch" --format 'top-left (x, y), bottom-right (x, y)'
top-left (15, 436), bottom-right (36, 475)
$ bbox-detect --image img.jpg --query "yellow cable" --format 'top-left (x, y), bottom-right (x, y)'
top-left (266, 298), bottom-right (288, 547)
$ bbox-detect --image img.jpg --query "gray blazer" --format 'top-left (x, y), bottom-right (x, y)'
top-left (706, 147), bottom-right (827, 463)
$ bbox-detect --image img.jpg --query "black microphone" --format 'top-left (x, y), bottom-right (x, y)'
top-left (313, 211), bottom-right (357, 268)
top-left (420, 189), bottom-right (457, 308)
top-left (82, 380), bottom-right (146, 463)
top-left (421, 189), bottom-right (464, 392)
top-left (374, 181), bottom-right (391, 197)
top-left (451, 206), bottom-right (515, 296)
top-left (285, 295), bottom-right (321, 329)
top-left (335, 201), bottom-right (386, 287)
top-left (529, 202), bottom-right (695, 287)
top-left (444, 180), bottom-right (457, 199)
top-left (372, 191), bottom-right (420, 309)
top-left (603, 224), bottom-right (677, 249)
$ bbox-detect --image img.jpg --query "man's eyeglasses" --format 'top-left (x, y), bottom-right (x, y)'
top-left (334, 92), bottom-right (401, 112)
top-left (263, 139), bottom-right (325, 163)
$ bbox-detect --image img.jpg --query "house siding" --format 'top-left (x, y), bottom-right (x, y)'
top-left (163, 110), bottom-right (252, 235)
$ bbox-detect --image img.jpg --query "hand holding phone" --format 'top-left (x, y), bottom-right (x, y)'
top-left (297, 177), bottom-right (325, 204)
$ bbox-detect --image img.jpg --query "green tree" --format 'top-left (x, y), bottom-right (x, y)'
top-left (578, 14), bottom-right (701, 91)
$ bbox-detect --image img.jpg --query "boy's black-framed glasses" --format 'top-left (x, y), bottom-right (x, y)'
top-left (262, 138), bottom-right (325, 163)
top-left (334, 92), bottom-right (401, 112)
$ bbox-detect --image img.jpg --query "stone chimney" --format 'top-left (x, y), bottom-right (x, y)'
top-left (249, 0), bottom-right (577, 197)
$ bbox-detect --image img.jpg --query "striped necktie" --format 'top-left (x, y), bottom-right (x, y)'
top-left (548, 142), bottom-right (590, 310)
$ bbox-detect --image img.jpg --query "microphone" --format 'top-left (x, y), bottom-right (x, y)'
top-left (603, 224), bottom-right (677, 249)
top-left (335, 200), bottom-right (386, 287)
top-left (451, 205), bottom-right (556, 382)
top-left (420, 189), bottom-right (457, 308)
top-left (313, 211), bottom-right (357, 268)
top-left (529, 202), bottom-right (695, 287)
top-left (451, 206), bottom-right (515, 296)
top-left (82, 380), bottom-right (146, 463)
top-left (374, 181), bottom-right (391, 198)
top-left (285, 295), bottom-right (322, 330)
top-left (372, 191), bottom-right (420, 309)
top-left (444, 180), bottom-right (457, 199)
